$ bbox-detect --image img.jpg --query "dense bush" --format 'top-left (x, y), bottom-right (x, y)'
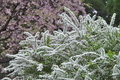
top-left (0, 0), bottom-right (86, 57)
top-left (2, 7), bottom-right (120, 80)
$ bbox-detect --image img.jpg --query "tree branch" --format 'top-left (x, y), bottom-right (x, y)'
top-left (0, 33), bottom-right (12, 41)
top-left (0, 3), bottom-right (19, 32)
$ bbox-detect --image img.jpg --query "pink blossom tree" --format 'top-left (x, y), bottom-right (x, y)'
top-left (0, 0), bottom-right (86, 61)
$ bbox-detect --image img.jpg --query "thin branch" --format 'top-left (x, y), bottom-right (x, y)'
top-left (0, 33), bottom-right (12, 41)
top-left (0, 3), bottom-right (19, 32)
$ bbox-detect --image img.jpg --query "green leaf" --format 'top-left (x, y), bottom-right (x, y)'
top-left (107, 50), bottom-right (117, 59)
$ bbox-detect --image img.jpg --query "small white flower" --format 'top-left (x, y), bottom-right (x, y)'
top-left (1, 77), bottom-right (11, 80)
top-left (37, 63), bottom-right (43, 71)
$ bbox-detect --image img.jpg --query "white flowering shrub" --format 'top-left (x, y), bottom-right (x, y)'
top-left (2, 7), bottom-right (120, 80)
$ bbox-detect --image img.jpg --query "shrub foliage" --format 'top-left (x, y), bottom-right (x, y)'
top-left (2, 7), bottom-right (120, 80)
